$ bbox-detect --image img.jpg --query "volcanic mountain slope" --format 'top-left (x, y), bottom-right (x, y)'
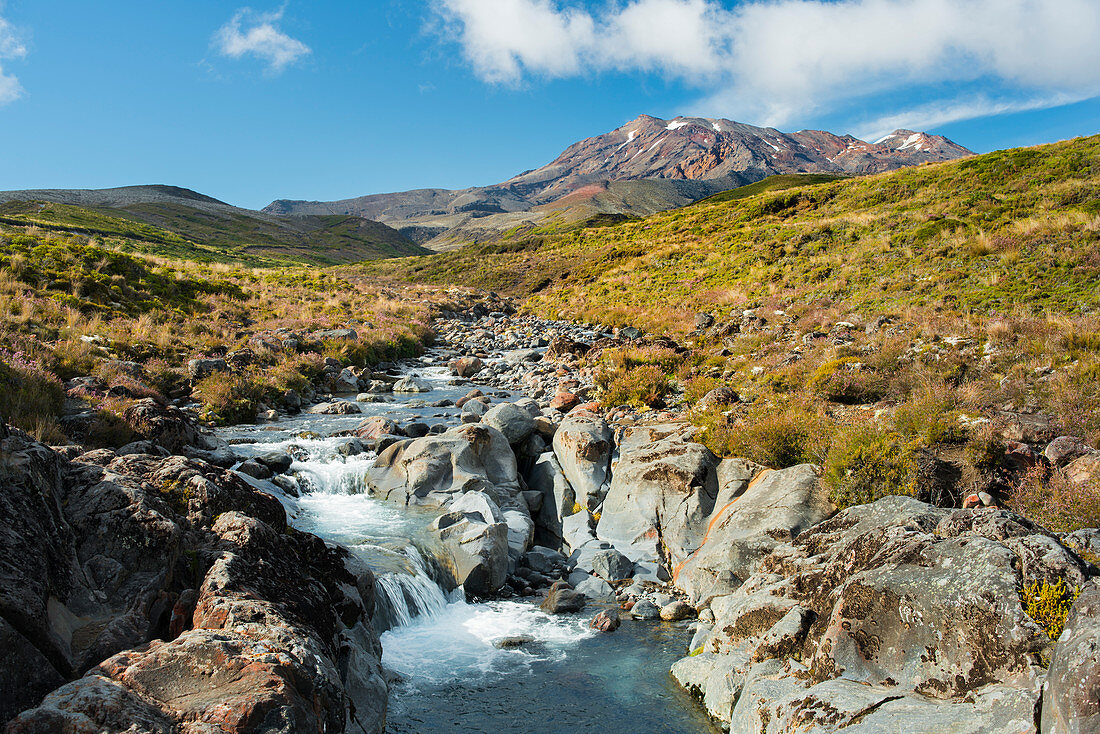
top-left (0, 185), bottom-right (429, 265)
top-left (265, 115), bottom-right (971, 249)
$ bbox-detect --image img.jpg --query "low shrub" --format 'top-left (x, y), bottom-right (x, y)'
top-left (810, 358), bottom-right (888, 404)
top-left (715, 403), bottom-right (830, 469)
top-left (824, 424), bottom-right (918, 509)
top-left (599, 364), bottom-right (671, 409)
top-left (1020, 578), bottom-right (1080, 641)
top-left (1008, 463), bottom-right (1100, 533)
top-left (195, 370), bottom-right (264, 425)
top-left (0, 354), bottom-right (66, 442)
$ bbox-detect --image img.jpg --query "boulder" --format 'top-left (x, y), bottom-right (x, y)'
top-left (630, 598), bottom-right (660, 620)
top-left (550, 391), bottom-right (581, 413)
top-left (589, 548), bottom-right (635, 581)
top-left (528, 452), bottom-right (575, 548)
top-left (596, 429), bottom-right (720, 573)
top-left (590, 608), bottom-right (621, 632)
top-left (393, 375), bottom-right (432, 393)
top-left (334, 368), bottom-right (360, 394)
top-left (574, 574), bottom-right (617, 602)
top-left (122, 399), bottom-right (209, 453)
top-left (504, 349), bottom-right (542, 365)
top-left (356, 416), bottom-right (400, 441)
top-left (1042, 580), bottom-right (1100, 733)
top-left (696, 386), bottom-right (739, 411)
top-left (482, 402), bottom-right (537, 445)
top-left (540, 587), bottom-right (586, 614)
top-left (235, 458), bottom-right (273, 480)
top-left (1045, 436), bottom-right (1096, 468)
top-left (660, 601), bottom-right (696, 621)
top-left (309, 401), bottom-right (362, 415)
top-left (367, 424), bottom-right (521, 510)
top-left (673, 496), bottom-right (1089, 732)
top-left (186, 358), bottom-right (229, 379)
top-left (674, 463), bottom-right (833, 604)
top-left (431, 513), bottom-right (509, 597)
top-left (552, 412), bottom-right (613, 511)
top-left (449, 356), bottom-right (485, 378)
top-left (462, 399), bottom-right (490, 418)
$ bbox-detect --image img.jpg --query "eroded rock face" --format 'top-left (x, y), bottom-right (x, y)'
top-left (674, 464), bottom-right (833, 604)
top-left (122, 398), bottom-right (211, 453)
top-left (673, 497), bottom-right (1089, 732)
top-left (596, 426), bottom-right (722, 576)
top-left (552, 412), bottom-right (613, 511)
top-left (368, 424), bottom-right (520, 508)
top-left (2, 426), bottom-right (387, 733)
top-left (368, 424), bottom-right (532, 594)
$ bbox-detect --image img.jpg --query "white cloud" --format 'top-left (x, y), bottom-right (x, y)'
top-left (215, 7), bottom-right (311, 74)
top-left (854, 92), bottom-right (1092, 142)
top-left (0, 16), bottom-right (26, 105)
top-left (433, 0), bottom-right (1100, 130)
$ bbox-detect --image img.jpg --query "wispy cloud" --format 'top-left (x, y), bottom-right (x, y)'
top-left (854, 92), bottom-right (1093, 143)
top-left (214, 6), bottom-right (310, 74)
top-left (0, 15), bottom-right (27, 105)
top-left (432, 0), bottom-right (1100, 130)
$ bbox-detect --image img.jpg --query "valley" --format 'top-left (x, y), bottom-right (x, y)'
top-left (1, 127), bottom-right (1098, 734)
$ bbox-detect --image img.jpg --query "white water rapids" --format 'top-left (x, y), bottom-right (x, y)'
top-left (216, 353), bottom-right (715, 733)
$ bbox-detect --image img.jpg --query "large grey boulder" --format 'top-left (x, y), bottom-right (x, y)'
top-left (482, 402), bottom-right (536, 445)
top-left (673, 497), bottom-right (1090, 732)
top-left (552, 412), bottom-right (613, 511)
top-left (589, 548), bottom-right (634, 581)
top-left (393, 375), bottom-right (432, 393)
top-left (431, 513), bottom-right (509, 597)
top-left (527, 451), bottom-right (575, 548)
top-left (1043, 580), bottom-right (1100, 733)
top-left (595, 429), bottom-right (720, 573)
top-left (367, 424), bottom-right (521, 510)
top-left (674, 463), bottom-right (833, 603)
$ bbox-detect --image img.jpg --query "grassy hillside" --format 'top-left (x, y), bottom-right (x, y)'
top-left (364, 136), bottom-right (1099, 329)
top-left (0, 199), bottom-right (429, 266)
top-left (0, 218), bottom-right (438, 440)
top-left (361, 136), bottom-right (1100, 528)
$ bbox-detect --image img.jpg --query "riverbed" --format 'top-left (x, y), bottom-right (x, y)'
top-left (217, 350), bottom-right (717, 734)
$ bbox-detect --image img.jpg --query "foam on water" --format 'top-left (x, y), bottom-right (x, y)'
top-left (381, 598), bottom-right (596, 684)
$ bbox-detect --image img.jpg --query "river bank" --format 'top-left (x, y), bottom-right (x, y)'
top-left (3, 304), bottom-right (1099, 733)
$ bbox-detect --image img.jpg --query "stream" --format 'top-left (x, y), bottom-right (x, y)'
top-left (216, 355), bottom-right (718, 733)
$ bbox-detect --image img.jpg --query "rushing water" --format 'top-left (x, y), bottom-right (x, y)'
top-left (217, 352), bottom-right (717, 734)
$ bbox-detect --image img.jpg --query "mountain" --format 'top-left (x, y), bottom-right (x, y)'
top-left (0, 185), bottom-right (429, 265)
top-left (266, 115), bottom-right (972, 249)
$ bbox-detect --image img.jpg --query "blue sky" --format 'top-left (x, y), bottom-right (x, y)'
top-left (0, 0), bottom-right (1098, 209)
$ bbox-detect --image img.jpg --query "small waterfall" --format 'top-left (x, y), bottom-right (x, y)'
top-left (273, 438), bottom-right (458, 633)
top-left (373, 546), bottom-right (458, 632)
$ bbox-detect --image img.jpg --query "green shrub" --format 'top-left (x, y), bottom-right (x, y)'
top-left (195, 371), bottom-right (263, 425)
top-left (0, 355), bottom-right (66, 442)
top-left (810, 358), bottom-right (888, 404)
top-left (718, 403), bottom-right (830, 468)
top-left (1020, 579), bottom-right (1080, 641)
top-left (599, 364), bottom-right (671, 409)
top-left (965, 424), bottom-right (1006, 470)
top-left (824, 424), bottom-right (918, 509)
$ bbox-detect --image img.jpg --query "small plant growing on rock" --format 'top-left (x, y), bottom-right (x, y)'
top-left (1020, 578), bottom-right (1080, 641)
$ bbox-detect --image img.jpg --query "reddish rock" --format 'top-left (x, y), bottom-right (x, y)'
top-left (550, 391), bottom-right (581, 413)
top-left (355, 416), bottom-right (399, 441)
top-left (449, 356), bottom-right (485, 378)
top-left (590, 609), bottom-right (622, 632)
